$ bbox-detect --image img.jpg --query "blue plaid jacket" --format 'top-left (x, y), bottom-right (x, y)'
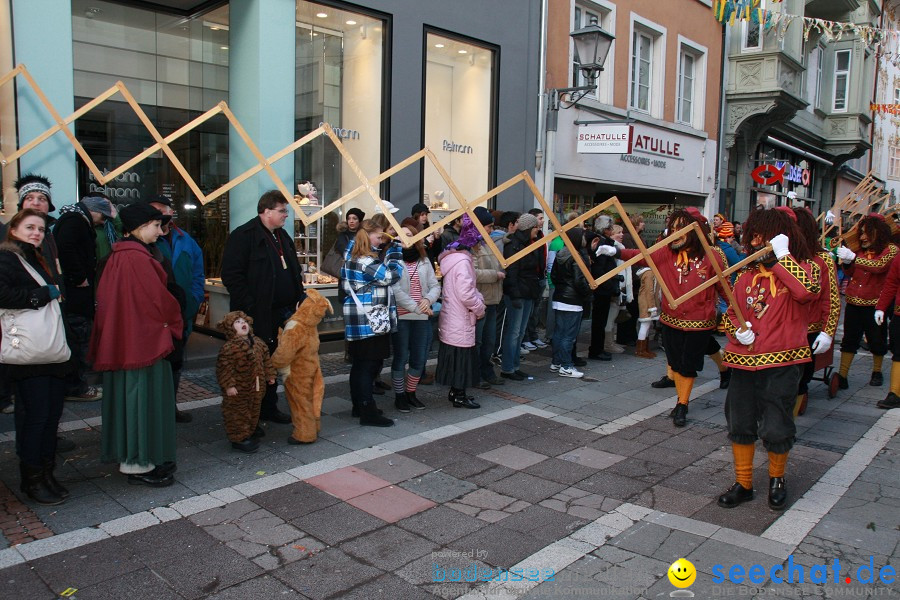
top-left (341, 240), bottom-right (403, 340)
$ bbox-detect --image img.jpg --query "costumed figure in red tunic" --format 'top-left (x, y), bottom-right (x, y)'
top-left (874, 254), bottom-right (900, 409)
top-left (835, 214), bottom-right (898, 390)
top-left (792, 207), bottom-right (840, 416)
top-left (718, 207), bottom-right (819, 511)
top-left (608, 207), bottom-right (729, 427)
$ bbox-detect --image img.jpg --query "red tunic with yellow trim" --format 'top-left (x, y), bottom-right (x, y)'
top-left (844, 244), bottom-right (899, 306)
top-left (620, 246), bottom-right (727, 331)
top-left (875, 256), bottom-right (900, 317)
top-left (723, 255), bottom-right (820, 371)
top-left (808, 252), bottom-right (840, 337)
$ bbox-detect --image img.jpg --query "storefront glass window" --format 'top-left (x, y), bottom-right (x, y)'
top-left (294, 1), bottom-right (385, 255)
top-left (424, 32), bottom-right (495, 209)
top-left (71, 0), bottom-right (229, 274)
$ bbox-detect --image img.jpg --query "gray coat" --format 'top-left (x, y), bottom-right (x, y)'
top-left (394, 258), bottom-right (441, 321)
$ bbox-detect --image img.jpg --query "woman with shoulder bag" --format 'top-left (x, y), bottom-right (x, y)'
top-left (0, 209), bottom-right (75, 505)
top-left (391, 218), bottom-right (441, 412)
top-left (342, 219), bottom-right (403, 426)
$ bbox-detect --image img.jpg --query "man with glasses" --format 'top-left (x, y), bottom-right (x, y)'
top-left (221, 191), bottom-right (306, 425)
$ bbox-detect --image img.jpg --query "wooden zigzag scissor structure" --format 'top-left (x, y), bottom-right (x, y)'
top-left (5, 62), bottom-right (839, 328)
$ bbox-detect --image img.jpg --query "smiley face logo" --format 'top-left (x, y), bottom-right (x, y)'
top-left (668, 558), bottom-right (696, 588)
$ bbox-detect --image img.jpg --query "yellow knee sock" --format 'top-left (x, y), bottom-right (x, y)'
top-left (672, 373), bottom-right (695, 405)
top-left (710, 351), bottom-right (726, 373)
top-left (666, 364), bottom-right (675, 380)
top-left (873, 355), bottom-right (884, 373)
top-left (768, 451), bottom-right (788, 478)
top-left (732, 443), bottom-right (755, 489)
top-left (892, 362), bottom-right (900, 396)
top-left (839, 352), bottom-right (855, 378)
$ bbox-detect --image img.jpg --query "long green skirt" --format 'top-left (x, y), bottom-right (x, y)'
top-left (101, 361), bottom-right (176, 467)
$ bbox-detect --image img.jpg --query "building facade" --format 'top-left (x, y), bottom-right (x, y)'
top-left (871, 2), bottom-right (900, 203)
top-left (0, 0), bottom-right (542, 274)
top-left (721, 0), bottom-right (880, 223)
top-left (539, 0), bottom-right (724, 242)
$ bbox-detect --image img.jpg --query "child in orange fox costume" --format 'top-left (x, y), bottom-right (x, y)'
top-left (270, 288), bottom-right (333, 444)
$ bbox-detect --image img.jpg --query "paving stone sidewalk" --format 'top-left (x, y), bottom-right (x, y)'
top-left (0, 331), bottom-right (897, 598)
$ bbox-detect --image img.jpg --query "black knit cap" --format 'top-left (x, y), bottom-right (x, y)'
top-left (346, 207), bottom-right (365, 221)
top-left (120, 203), bottom-right (165, 233)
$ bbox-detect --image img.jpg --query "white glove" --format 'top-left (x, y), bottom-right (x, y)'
top-left (874, 310), bottom-right (885, 326)
top-left (811, 332), bottom-right (832, 354)
top-left (595, 245), bottom-right (617, 257)
top-left (769, 234), bottom-right (790, 259)
top-left (836, 246), bottom-right (856, 264)
top-left (825, 210), bottom-right (835, 225)
top-left (735, 322), bottom-right (755, 345)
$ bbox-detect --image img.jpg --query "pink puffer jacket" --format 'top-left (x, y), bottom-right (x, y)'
top-left (437, 249), bottom-right (485, 348)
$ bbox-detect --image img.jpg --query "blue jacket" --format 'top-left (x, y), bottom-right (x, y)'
top-left (157, 225), bottom-right (205, 334)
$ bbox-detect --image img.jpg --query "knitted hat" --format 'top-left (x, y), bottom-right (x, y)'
top-left (448, 214), bottom-right (484, 250)
top-left (120, 203), bottom-right (165, 233)
top-left (473, 206), bottom-right (494, 226)
top-left (345, 207), bottom-right (365, 222)
top-left (517, 213), bottom-right (539, 231)
top-left (717, 222), bottom-right (735, 238)
top-left (411, 203), bottom-right (430, 216)
top-left (14, 174), bottom-right (55, 212)
top-left (81, 195), bottom-right (115, 218)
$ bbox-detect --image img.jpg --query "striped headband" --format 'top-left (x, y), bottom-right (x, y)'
top-left (18, 181), bottom-right (51, 201)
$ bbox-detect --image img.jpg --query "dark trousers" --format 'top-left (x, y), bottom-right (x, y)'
top-left (588, 295), bottom-right (612, 356)
top-left (552, 310), bottom-right (583, 368)
top-left (840, 304), bottom-right (887, 356)
top-left (261, 306), bottom-right (293, 416)
top-left (798, 332), bottom-right (818, 395)
top-left (725, 365), bottom-right (801, 454)
top-left (64, 314), bottom-right (93, 395)
top-left (0, 365), bottom-right (11, 402)
top-left (475, 304), bottom-right (499, 382)
top-left (662, 324), bottom-right (710, 378)
top-left (15, 376), bottom-right (65, 465)
top-left (892, 316), bottom-right (900, 361)
top-left (350, 357), bottom-right (383, 410)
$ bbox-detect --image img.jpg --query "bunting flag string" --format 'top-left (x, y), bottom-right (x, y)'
top-left (870, 103), bottom-right (900, 116)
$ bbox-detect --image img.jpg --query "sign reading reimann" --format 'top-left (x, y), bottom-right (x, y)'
top-left (576, 124), bottom-right (634, 154)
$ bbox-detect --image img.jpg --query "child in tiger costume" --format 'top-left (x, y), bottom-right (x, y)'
top-left (216, 311), bottom-right (276, 453)
top-left (271, 288), bottom-right (333, 444)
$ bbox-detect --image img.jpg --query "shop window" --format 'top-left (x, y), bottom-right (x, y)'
top-left (629, 17), bottom-right (665, 118)
top-left (71, 0), bottom-right (230, 275)
top-left (832, 49), bottom-right (851, 113)
top-left (676, 40), bottom-right (705, 129)
top-left (424, 31), bottom-right (496, 207)
top-left (294, 1), bottom-right (386, 255)
top-left (889, 146), bottom-right (900, 180)
top-left (572, 1), bottom-right (614, 104)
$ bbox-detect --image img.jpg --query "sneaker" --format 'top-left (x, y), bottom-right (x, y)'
top-left (519, 345), bottom-right (531, 355)
top-left (558, 367), bottom-right (584, 379)
top-left (522, 341), bottom-right (537, 351)
top-left (532, 339), bottom-right (548, 349)
top-left (65, 386), bottom-right (102, 401)
top-left (550, 364), bottom-right (560, 372)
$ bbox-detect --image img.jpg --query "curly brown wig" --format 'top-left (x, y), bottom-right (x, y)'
top-left (792, 207), bottom-right (824, 254)
top-left (665, 209), bottom-right (706, 259)
top-left (741, 208), bottom-right (813, 261)
top-left (856, 214), bottom-right (892, 254)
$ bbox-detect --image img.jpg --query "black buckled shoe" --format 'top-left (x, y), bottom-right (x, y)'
top-left (449, 389), bottom-right (480, 409)
top-left (870, 371), bottom-right (884, 387)
top-left (719, 368), bottom-right (731, 389)
top-left (717, 482), bottom-right (754, 508)
top-left (651, 375), bottom-right (675, 389)
top-left (672, 403), bottom-right (688, 427)
top-left (838, 374), bottom-right (849, 390)
top-left (877, 392), bottom-right (900, 409)
top-left (768, 477), bottom-right (787, 511)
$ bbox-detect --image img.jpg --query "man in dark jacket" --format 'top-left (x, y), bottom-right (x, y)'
top-left (55, 194), bottom-right (115, 401)
top-left (587, 215), bottom-right (620, 361)
top-left (499, 213), bottom-right (542, 380)
top-left (221, 190), bottom-right (306, 424)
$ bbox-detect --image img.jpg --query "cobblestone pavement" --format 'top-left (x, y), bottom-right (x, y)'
top-left (0, 330), bottom-right (897, 599)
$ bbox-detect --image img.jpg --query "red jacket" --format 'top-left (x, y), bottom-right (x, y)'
top-left (723, 255), bottom-right (819, 371)
top-left (89, 240), bottom-right (183, 371)
top-left (808, 252), bottom-right (840, 336)
top-left (620, 246), bottom-right (727, 331)
top-left (844, 244), bottom-right (899, 306)
top-left (876, 255), bottom-right (900, 316)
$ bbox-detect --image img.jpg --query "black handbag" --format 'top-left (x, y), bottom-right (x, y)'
top-left (320, 244), bottom-right (343, 278)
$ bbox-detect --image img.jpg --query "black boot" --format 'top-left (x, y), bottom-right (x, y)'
top-left (360, 402), bottom-right (394, 427)
top-left (717, 482), bottom-right (754, 508)
top-left (20, 462), bottom-right (64, 506)
top-left (41, 458), bottom-right (69, 498)
top-left (406, 391), bottom-right (426, 410)
top-left (395, 392), bottom-right (411, 413)
top-left (838, 374), bottom-right (849, 389)
top-left (449, 388), bottom-right (480, 409)
top-left (352, 404), bottom-right (383, 418)
top-left (768, 477), bottom-right (787, 511)
top-left (672, 403), bottom-right (688, 427)
top-left (870, 371), bottom-right (884, 387)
